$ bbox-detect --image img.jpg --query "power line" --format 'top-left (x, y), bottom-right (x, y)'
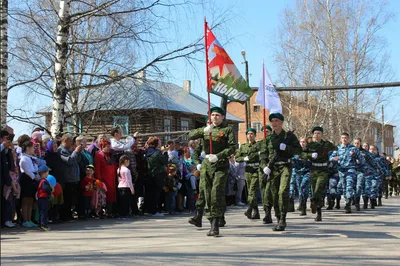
top-left (275, 82), bottom-right (400, 92)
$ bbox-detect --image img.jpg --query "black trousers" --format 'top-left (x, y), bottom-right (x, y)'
top-left (144, 184), bottom-right (161, 215)
top-left (37, 198), bottom-right (49, 227)
top-left (119, 188), bottom-right (131, 217)
top-left (60, 182), bottom-right (77, 221)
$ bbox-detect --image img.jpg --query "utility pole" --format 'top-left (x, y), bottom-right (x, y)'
top-left (382, 105), bottom-right (385, 154)
top-left (241, 50), bottom-right (251, 134)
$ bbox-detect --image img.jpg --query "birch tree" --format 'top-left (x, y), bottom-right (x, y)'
top-left (0, 0), bottom-right (7, 129)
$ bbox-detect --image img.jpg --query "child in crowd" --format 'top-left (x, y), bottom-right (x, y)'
top-left (164, 164), bottom-right (178, 214)
top-left (117, 155), bottom-right (135, 219)
top-left (186, 165), bottom-right (199, 213)
top-left (92, 179), bottom-right (107, 219)
top-left (81, 165), bottom-right (96, 219)
top-left (37, 174), bottom-right (56, 231)
top-left (3, 165), bottom-right (20, 228)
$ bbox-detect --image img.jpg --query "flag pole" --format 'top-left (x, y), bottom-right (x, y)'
top-left (204, 18), bottom-right (213, 154)
top-left (262, 60), bottom-right (267, 139)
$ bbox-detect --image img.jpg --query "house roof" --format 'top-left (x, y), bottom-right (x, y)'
top-left (37, 79), bottom-right (243, 122)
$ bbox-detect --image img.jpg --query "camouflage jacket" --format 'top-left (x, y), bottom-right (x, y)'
top-left (302, 140), bottom-right (337, 164)
top-left (235, 141), bottom-right (260, 164)
top-left (329, 144), bottom-right (365, 171)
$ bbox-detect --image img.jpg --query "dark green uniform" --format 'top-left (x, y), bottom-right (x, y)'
top-left (193, 139), bottom-right (205, 209)
top-left (189, 124), bottom-right (236, 220)
top-left (236, 141), bottom-right (260, 208)
top-left (259, 138), bottom-right (273, 209)
top-left (259, 130), bottom-right (301, 219)
top-left (302, 140), bottom-right (337, 209)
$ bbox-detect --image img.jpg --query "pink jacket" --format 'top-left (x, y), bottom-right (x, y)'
top-left (117, 166), bottom-right (134, 192)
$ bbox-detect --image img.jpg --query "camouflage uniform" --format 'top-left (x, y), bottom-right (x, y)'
top-left (330, 144), bottom-right (365, 213)
top-left (302, 140), bottom-right (337, 218)
top-left (188, 124), bottom-right (236, 221)
top-left (259, 129), bottom-right (301, 229)
top-left (236, 140), bottom-right (261, 219)
top-left (358, 148), bottom-right (380, 208)
top-left (390, 160), bottom-right (400, 196)
top-left (290, 155), bottom-right (311, 212)
top-left (375, 155), bottom-right (390, 205)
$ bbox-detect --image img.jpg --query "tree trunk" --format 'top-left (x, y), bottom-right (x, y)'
top-left (50, 0), bottom-right (71, 138)
top-left (0, 0), bottom-right (8, 129)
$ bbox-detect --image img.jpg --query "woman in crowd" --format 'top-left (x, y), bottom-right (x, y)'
top-left (19, 141), bottom-right (46, 228)
top-left (94, 140), bottom-right (117, 218)
top-left (144, 137), bottom-right (167, 217)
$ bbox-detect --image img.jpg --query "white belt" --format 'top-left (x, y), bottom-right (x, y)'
top-left (247, 163), bottom-right (260, 167)
top-left (275, 160), bottom-right (291, 165)
top-left (312, 162), bottom-right (328, 167)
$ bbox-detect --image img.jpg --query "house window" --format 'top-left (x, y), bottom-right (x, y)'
top-left (113, 116), bottom-right (129, 136)
top-left (253, 105), bottom-right (261, 113)
top-left (252, 122), bottom-right (262, 133)
top-left (164, 118), bottom-right (171, 142)
top-left (65, 117), bottom-right (82, 134)
top-left (181, 119), bottom-right (189, 141)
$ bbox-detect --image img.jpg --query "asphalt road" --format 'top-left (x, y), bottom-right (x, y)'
top-left (1, 197), bottom-right (400, 265)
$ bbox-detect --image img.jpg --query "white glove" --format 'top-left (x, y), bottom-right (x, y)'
top-left (206, 154), bottom-right (218, 163)
top-left (279, 143), bottom-right (286, 151)
top-left (263, 166), bottom-right (271, 175)
top-left (204, 124), bottom-right (214, 134)
top-left (196, 164), bottom-right (201, 171)
top-left (244, 156), bottom-right (249, 162)
top-left (311, 152), bottom-right (318, 159)
top-left (200, 151), bottom-right (206, 159)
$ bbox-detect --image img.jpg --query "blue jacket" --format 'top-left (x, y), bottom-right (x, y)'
top-left (330, 144), bottom-right (365, 170)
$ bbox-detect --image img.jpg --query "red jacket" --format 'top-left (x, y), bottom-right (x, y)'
top-left (81, 177), bottom-right (95, 197)
top-left (37, 179), bottom-right (52, 199)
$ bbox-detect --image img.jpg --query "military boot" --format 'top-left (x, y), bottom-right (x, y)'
top-left (315, 207), bottom-right (322, 222)
top-left (355, 197), bottom-right (361, 211)
top-left (288, 198), bottom-right (295, 212)
top-left (188, 209), bottom-right (203, 227)
top-left (207, 218), bottom-right (219, 236)
top-left (251, 207), bottom-right (260, 219)
top-left (244, 206), bottom-right (252, 219)
top-left (326, 196), bottom-right (334, 210)
top-left (263, 206), bottom-right (273, 224)
top-left (310, 199), bottom-right (317, 214)
top-left (370, 198), bottom-right (376, 209)
top-left (344, 200), bottom-right (352, 214)
top-left (335, 197), bottom-right (341, 209)
top-left (362, 196), bottom-right (368, 209)
top-left (219, 215), bottom-right (226, 227)
top-left (300, 200), bottom-right (307, 216)
top-left (378, 197), bottom-right (382, 206)
top-left (273, 213), bottom-right (287, 231)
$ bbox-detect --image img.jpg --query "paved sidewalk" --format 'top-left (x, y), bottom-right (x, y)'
top-left (1, 197), bottom-right (400, 265)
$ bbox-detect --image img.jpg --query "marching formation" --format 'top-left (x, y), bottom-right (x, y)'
top-left (188, 108), bottom-right (399, 236)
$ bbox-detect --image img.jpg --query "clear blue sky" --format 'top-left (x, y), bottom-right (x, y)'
top-left (7, 0), bottom-right (400, 141)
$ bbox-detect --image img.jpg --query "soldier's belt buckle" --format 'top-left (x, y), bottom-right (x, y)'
top-left (247, 163), bottom-right (260, 167)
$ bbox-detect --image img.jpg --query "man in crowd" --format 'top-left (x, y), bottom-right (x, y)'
top-left (188, 107), bottom-right (236, 236)
top-left (259, 113), bottom-right (301, 231)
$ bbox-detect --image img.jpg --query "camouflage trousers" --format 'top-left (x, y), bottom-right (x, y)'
top-left (310, 168), bottom-right (329, 207)
top-left (389, 177), bottom-right (400, 195)
top-left (268, 164), bottom-right (291, 216)
top-left (354, 171), bottom-right (364, 198)
top-left (196, 171), bottom-right (206, 210)
top-left (260, 171), bottom-right (273, 208)
top-left (290, 171), bottom-right (310, 202)
top-left (377, 175), bottom-right (384, 197)
top-left (245, 169), bottom-right (260, 208)
top-left (328, 175), bottom-right (340, 198)
top-left (201, 159), bottom-right (229, 219)
top-left (338, 169), bottom-right (356, 203)
top-left (363, 174), bottom-right (378, 199)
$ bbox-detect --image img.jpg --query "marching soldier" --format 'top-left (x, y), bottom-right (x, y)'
top-left (235, 128), bottom-right (261, 220)
top-left (188, 107), bottom-right (236, 236)
top-left (259, 113), bottom-right (301, 231)
top-left (303, 126), bottom-right (337, 221)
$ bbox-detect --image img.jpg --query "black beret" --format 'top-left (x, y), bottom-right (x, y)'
top-left (312, 126), bottom-right (323, 133)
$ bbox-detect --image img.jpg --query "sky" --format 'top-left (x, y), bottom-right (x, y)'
top-left (7, 0), bottom-right (400, 142)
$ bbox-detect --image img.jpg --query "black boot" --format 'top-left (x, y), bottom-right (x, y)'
top-left (207, 218), bottom-right (219, 236)
top-left (251, 207), bottom-right (260, 219)
top-left (273, 213), bottom-right (286, 231)
top-left (310, 199), bottom-right (317, 214)
top-left (355, 197), bottom-right (361, 211)
top-left (219, 215), bottom-right (226, 227)
top-left (244, 206), bottom-right (252, 219)
top-left (378, 197), bottom-right (382, 206)
top-left (188, 209), bottom-right (203, 228)
top-left (363, 197), bottom-right (368, 209)
top-left (326, 197), bottom-right (334, 210)
top-left (315, 207), bottom-right (322, 222)
top-left (345, 200), bottom-right (352, 213)
top-left (263, 206), bottom-right (273, 224)
top-left (335, 197), bottom-right (341, 209)
top-left (370, 198), bottom-right (376, 209)
top-left (288, 198), bottom-right (295, 212)
top-left (300, 200), bottom-right (307, 216)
